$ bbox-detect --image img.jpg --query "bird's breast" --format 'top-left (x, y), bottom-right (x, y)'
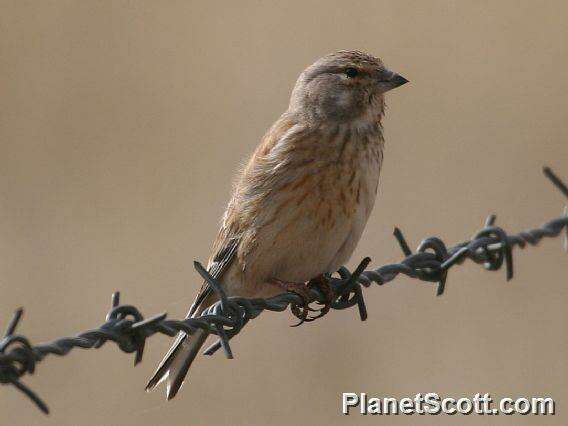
top-left (251, 124), bottom-right (383, 282)
top-left (309, 123), bottom-right (383, 225)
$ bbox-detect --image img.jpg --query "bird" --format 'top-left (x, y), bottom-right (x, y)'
top-left (146, 50), bottom-right (408, 399)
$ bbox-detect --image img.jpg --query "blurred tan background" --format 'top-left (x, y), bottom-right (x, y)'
top-left (1, 1), bottom-right (567, 425)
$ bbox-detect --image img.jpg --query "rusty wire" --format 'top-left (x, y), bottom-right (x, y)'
top-left (0, 166), bottom-right (566, 414)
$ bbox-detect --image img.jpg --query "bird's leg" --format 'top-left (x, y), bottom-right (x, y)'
top-left (268, 278), bottom-right (316, 326)
top-left (307, 274), bottom-right (334, 320)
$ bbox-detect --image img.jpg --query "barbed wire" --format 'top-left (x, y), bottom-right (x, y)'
top-left (1, 166), bottom-right (566, 414)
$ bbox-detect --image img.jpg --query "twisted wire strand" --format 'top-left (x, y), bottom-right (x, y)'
top-left (0, 167), bottom-right (566, 414)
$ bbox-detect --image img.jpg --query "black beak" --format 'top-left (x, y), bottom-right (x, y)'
top-left (378, 68), bottom-right (409, 90)
top-left (390, 73), bottom-right (409, 87)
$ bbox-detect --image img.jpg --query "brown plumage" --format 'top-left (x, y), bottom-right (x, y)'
top-left (146, 50), bottom-right (408, 399)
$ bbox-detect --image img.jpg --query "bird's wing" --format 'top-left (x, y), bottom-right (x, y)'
top-left (187, 112), bottom-right (301, 317)
top-left (187, 234), bottom-right (239, 317)
top-left (186, 182), bottom-right (247, 318)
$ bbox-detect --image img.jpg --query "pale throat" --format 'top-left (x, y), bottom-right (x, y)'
top-left (345, 104), bottom-right (385, 143)
top-left (348, 92), bottom-right (386, 130)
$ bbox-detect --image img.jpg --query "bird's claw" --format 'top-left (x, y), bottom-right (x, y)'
top-left (269, 275), bottom-right (334, 326)
top-left (286, 283), bottom-right (315, 327)
top-left (306, 275), bottom-right (334, 321)
top-left (268, 278), bottom-right (316, 326)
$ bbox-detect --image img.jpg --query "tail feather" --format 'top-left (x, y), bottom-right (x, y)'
top-left (145, 332), bottom-right (185, 391)
top-left (146, 328), bottom-right (208, 399)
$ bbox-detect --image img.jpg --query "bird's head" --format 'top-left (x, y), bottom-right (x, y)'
top-left (289, 50), bottom-right (408, 123)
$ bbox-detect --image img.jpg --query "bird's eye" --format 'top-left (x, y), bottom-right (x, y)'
top-left (345, 67), bottom-right (359, 78)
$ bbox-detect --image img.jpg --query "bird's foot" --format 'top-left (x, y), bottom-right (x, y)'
top-left (307, 275), bottom-right (334, 320)
top-left (269, 278), bottom-right (317, 326)
top-left (269, 275), bottom-right (335, 326)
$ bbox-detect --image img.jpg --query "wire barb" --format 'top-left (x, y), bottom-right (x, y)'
top-left (1, 167), bottom-right (567, 414)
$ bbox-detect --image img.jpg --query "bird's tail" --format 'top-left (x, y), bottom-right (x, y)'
top-left (145, 327), bottom-right (209, 400)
